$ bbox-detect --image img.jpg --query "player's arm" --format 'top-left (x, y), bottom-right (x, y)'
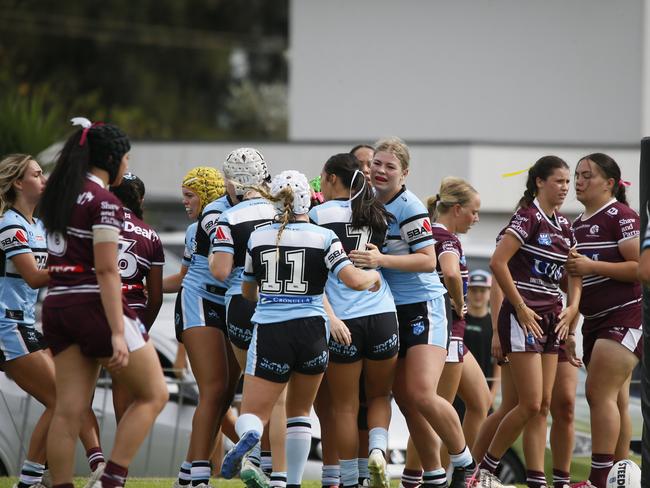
top-left (439, 251), bottom-right (464, 317)
top-left (143, 264), bottom-right (163, 328)
top-left (162, 265), bottom-right (188, 293)
top-left (209, 252), bottom-right (233, 282)
top-left (568, 237), bottom-right (639, 282)
top-left (242, 280), bottom-right (258, 302)
top-left (11, 252), bottom-right (49, 288)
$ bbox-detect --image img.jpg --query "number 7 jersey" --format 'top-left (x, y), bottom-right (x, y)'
top-left (309, 199), bottom-right (395, 319)
top-left (243, 221), bottom-right (352, 324)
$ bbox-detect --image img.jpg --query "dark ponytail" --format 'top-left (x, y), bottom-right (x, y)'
top-left (324, 153), bottom-right (394, 236)
top-left (41, 123), bottom-right (131, 234)
top-left (111, 173), bottom-right (146, 219)
top-left (579, 153), bottom-right (628, 206)
top-left (517, 155), bottom-right (569, 209)
top-left (40, 130), bottom-right (90, 234)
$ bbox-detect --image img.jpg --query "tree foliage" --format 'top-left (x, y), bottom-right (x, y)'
top-left (0, 0), bottom-right (288, 145)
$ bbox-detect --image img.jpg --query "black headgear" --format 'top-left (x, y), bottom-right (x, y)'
top-left (86, 124), bottom-right (131, 185)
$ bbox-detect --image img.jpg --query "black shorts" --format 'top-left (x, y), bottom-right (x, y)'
top-left (329, 312), bottom-right (399, 363)
top-left (246, 316), bottom-right (328, 383)
top-left (226, 294), bottom-right (257, 350)
top-left (396, 296), bottom-right (451, 358)
top-left (174, 287), bottom-right (227, 342)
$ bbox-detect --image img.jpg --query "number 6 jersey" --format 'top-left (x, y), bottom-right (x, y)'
top-left (243, 221), bottom-right (352, 324)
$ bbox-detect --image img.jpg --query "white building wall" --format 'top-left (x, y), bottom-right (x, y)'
top-left (289, 0), bottom-right (643, 144)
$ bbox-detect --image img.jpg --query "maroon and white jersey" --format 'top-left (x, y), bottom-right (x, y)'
top-left (572, 199), bottom-right (641, 320)
top-left (500, 199), bottom-right (575, 313)
top-left (46, 175), bottom-right (125, 307)
top-left (119, 208), bottom-right (165, 311)
top-left (431, 223), bottom-right (468, 338)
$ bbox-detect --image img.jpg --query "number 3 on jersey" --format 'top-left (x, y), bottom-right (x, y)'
top-left (260, 249), bottom-right (308, 294)
top-left (118, 238), bottom-right (138, 279)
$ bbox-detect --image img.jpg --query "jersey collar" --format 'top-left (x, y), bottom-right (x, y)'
top-left (533, 198), bottom-right (561, 231)
top-left (86, 172), bottom-right (107, 188)
top-left (385, 185), bottom-right (406, 205)
top-left (577, 198), bottom-right (617, 222)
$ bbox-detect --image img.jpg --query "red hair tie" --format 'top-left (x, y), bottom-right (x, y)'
top-left (619, 179), bottom-right (632, 187)
top-left (70, 117), bottom-right (104, 146)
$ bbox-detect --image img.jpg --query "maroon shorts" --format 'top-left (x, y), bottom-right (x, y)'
top-left (498, 301), bottom-right (561, 355)
top-left (582, 304), bottom-right (642, 367)
top-left (43, 296), bottom-right (148, 357)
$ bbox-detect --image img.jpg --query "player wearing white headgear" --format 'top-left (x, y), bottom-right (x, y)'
top-left (221, 170), bottom-right (382, 488)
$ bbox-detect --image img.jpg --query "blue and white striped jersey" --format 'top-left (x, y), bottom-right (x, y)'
top-left (212, 198), bottom-right (276, 296)
top-left (182, 195), bottom-right (233, 305)
top-left (381, 187), bottom-right (446, 305)
top-left (0, 209), bottom-right (47, 324)
top-left (243, 222), bottom-right (352, 324)
top-left (181, 222), bottom-right (198, 268)
top-left (309, 199), bottom-right (395, 319)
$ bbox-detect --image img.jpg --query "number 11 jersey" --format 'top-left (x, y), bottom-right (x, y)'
top-left (243, 221), bottom-right (352, 324)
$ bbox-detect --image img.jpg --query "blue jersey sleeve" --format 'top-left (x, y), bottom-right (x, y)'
top-left (0, 221), bottom-right (32, 259)
top-left (398, 200), bottom-right (434, 252)
top-left (211, 212), bottom-right (235, 255)
top-left (323, 230), bottom-right (352, 278)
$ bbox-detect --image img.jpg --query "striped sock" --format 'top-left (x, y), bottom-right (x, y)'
top-left (190, 460), bottom-right (211, 487)
top-left (177, 461), bottom-right (192, 486)
top-left (401, 468), bottom-right (423, 488)
top-left (322, 464), bottom-right (340, 487)
top-left (248, 442), bottom-right (262, 467)
top-left (552, 468), bottom-right (570, 488)
top-left (422, 468), bottom-right (447, 488)
top-left (589, 453), bottom-right (614, 488)
top-left (261, 451), bottom-right (273, 476)
top-left (99, 460), bottom-right (128, 488)
top-left (340, 459), bottom-right (358, 488)
top-left (358, 458), bottom-right (369, 483)
top-left (479, 452), bottom-right (500, 474)
top-left (18, 460), bottom-right (45, 488)
top-left (86, 447), bottom-right (105, 472)
top-left (271, 472), bottom-right (287, 488)
top-left (526, 470), bottom-right (547, 488)
top-left (286, 416), bottom-right (312, 486)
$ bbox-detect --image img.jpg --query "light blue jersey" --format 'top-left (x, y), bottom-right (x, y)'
top-left (181, 222), bottom-right (197, 268)
top-left (0, 209), bottom-right (47, 325)
top-left (243, 222), bottom-right (352, 324)
top-left (309, 199), bottom-right (395, 319)
top-left (182, 195), bottom-right (233, 305)
top-left (382, 187), bottom-right (446, 305)
top-left (212, 198), bottom-right (276, 297)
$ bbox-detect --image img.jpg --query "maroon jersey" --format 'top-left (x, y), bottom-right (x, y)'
top-left (46, 175), bottom-right (125, 307)
top-left (572, 199), bottom-right (641, 320)
top-left (500, 199), bottom-right (575, 313)
top-left (431, 223), bottom-right (468, 337)
top-left (119, 208), bottom-right (165, 311)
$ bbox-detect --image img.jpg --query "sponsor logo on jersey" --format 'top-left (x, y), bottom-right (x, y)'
top-left (77, 191), bottom-right (94, 205)
top-left (215, 226), bottom-right (228, 242)
top-left (404, 218), bottom-right (433, 241)
top-left (537, 233), bottom-right (552, 246)
top-left (606, 207), bottom-right (619, 216)
top-left (532, 258), bottom-right (564, 281)
top-left (259, 294), bottom-right (313, 304)
top-left (5, 310), bottom-right (24, 321)
top-left (589, 225), bottom-right (599, 235)
top-left (557, 216), bottom-right (569, 225)
top-left (123, 220), bottom-right (155, 240)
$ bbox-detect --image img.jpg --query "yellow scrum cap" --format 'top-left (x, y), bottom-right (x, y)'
top-left (182, 166), bottom-right (226, 213)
